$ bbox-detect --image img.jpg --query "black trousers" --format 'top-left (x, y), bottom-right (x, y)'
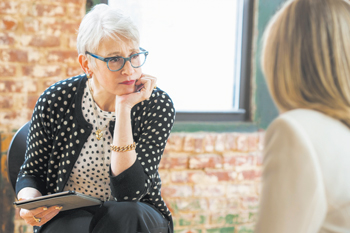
top-left (39, 202), bottom-right (170, 233)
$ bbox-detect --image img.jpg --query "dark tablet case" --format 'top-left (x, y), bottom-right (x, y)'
top-left (13, 191), bottom-right (102, 211)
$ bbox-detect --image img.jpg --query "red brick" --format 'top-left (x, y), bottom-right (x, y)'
top-left (32, 4), bottom-right (65, 17)
top-left (162, 185), bottom-right (193, 198)
top-left (1, 16), bottom-right (18, 30)
top-left (24, 79), bottom-right (39, 93)
top-left (189, 154), bottom-right (222, 169)
top-left (215, 134), bottom-right (226, 152)
top-left (165, 134), bottom-right (184, 152)
top-left (193, 184), bottom-right (226, 197)
top-left (205, 171), bottom-right (236, 182)
top-left (22, 65), bottom-right (61, 78)
top-left (223, 155), bottom-right (255, 169)
top-left (0, 34), bottom-right (15, 46)
top-left (247, 134), bottom-right (259, 151)
top-left (193, 136), bottom-right (204, 153)
top-left (27, 95), bottom-right (39, 109)
top-left (47, 21), bottom-right (81, 34)
top-left (225, 133), bottom-right (238, 151)
top-left (0, 2), bottom-right (19, 14)
top-left (183, 135), bottom-right (195, 152)
top-left (0, 80), bottom-right (23, 93)
top-left (66, 5), bottom-right (85, 20)
top-left (203, 134), bottom-right (216, 152)
top-left (67, 66), bottom-right (82, 77)
top-left (0, 49), bottom-right (28, 63)
top-left (187, 170), bottom-right (207, 183)
top-left (23, 17), bottom-right (40, 32)
top-left (27, 49), bottom-right (42, 63)
top-left (0, 65), bottom-right (16, 76)
top-left (48, 51), bottom-right (77, 63)
top-left (237, 134), bottom-right (249, 152)
top-left (68, 35), bottom-right (77, 49)
top-left (159, 155), bottom-right (188, 169)
top-left (28, 35), bottom-right (60, 47)
top-left (240, 170), bottom-right (261, 181)
top-left (0, 111), bottom-right (29, 132)
top-left (0, 95), bottom-right (13, 108)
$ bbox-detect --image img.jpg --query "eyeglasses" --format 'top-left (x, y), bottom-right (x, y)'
top-left (85, 47), bottom-right (149, 72)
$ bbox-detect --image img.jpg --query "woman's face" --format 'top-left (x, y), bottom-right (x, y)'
top-left (90, 36), bottom-right (142, 96)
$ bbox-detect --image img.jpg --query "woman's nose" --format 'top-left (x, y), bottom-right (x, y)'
top-left (121, 60), bottom-right (134, 75)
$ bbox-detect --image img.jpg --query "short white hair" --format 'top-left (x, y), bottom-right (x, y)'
top-left (77, 4), bottom-right (140, 67)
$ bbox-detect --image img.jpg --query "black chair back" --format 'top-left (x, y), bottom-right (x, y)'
top-left (7, 121), bottom-right (30, 192)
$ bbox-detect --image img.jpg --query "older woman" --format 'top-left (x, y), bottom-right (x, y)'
top-left (255, 0), bottom-right (350, 232)
top-left (16, 4), bottom-right (175, 233)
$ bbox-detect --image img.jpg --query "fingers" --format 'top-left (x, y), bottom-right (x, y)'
top-left (21, 206), bottom-right (62, 227)
top-left (138, 74), bottom-right (157, 97)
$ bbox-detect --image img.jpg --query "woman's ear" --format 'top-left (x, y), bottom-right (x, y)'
top-left (78, 54), bottom-right (90, 74)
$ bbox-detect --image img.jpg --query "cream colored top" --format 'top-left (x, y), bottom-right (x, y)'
top-left (255, 109), bottom-right (350, 233)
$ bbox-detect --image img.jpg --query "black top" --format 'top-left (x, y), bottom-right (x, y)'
top-left (16, 74), bottom-right (175, 230)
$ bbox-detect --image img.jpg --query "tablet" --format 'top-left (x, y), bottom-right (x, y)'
top-left (14, 190), bottom-right (102, 211)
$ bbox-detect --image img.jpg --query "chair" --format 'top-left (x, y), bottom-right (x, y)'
top-left (7, 121), bottom-right (30, 192)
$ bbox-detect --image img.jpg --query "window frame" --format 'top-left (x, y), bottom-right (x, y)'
top-left (175, 0), bottom-right (255, 122)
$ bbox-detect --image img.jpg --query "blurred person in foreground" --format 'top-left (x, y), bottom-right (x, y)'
top-left (16, 4), bottom-right (175, 233)
top-left (255, 0), bottom-right (350, 232)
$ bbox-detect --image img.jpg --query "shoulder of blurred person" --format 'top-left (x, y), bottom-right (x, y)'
top-left (257, 108), bottom-right (350, 232)
top-left (265, 108), bottom-right (350, 153)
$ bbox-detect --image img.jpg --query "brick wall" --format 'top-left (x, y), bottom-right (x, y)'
top-left (0, 0), bottom-right (85, 134)
top-left (0, 1), bottom-right (263, 233)
top-left (162, 132), bottom-right (263, 233)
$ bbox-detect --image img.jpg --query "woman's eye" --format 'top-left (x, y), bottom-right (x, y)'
top-left (109, 57), bottom-right (121, 63)
top-left (132, 54), bottom-right (140, 59)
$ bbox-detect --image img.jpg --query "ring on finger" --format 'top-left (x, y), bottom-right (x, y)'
top-left (33, 216), bottom-right (41, 223)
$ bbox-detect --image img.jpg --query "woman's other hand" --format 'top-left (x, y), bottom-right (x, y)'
top-left (115, 73), bottom-right (157, 110)
top-left (20, 205), bottom-right (63, 226)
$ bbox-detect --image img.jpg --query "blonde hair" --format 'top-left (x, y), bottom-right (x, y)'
top-left (262, 0), bottom-right (350, 127)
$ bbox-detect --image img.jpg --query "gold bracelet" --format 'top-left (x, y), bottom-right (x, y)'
top-left (110, 142), bottom-right (136, 152)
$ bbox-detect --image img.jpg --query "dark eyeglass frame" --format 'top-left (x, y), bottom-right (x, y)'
top-left (85, 47), bottom-right (149, 72)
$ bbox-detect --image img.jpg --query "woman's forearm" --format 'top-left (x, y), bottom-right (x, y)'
top-left (17, 187), bottom-right (42, 200)
top-left (110, 103), bottom-right (137, 176)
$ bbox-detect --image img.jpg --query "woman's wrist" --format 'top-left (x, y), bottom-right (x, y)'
top-left (114, 101), bottom-right (133, 114)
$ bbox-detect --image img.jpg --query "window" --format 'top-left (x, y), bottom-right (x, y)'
top-left (108, 0), bottom-right (254, 121)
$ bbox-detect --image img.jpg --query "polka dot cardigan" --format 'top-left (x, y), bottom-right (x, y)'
top-left (16, 74), bottom-right (175, 229)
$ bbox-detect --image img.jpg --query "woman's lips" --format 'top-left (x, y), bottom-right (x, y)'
top-left (120, 80), bottom-right (135, 85)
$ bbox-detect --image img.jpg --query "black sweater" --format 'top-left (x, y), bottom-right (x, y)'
top-left (16, 74), bottom-right (175, 231)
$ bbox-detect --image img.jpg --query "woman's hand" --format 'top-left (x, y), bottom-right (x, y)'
top-left (20, 205), bottom-right (63, 226)
top-left (115, 73), bottom-right (157, 110)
